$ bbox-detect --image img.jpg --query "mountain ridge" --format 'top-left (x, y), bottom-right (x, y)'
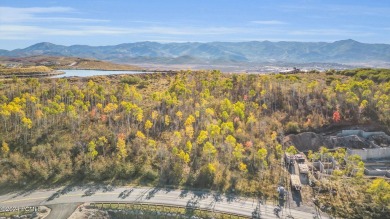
top-left (1, 40), bottom-right (390, 65)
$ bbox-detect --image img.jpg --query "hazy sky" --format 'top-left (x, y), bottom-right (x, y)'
top-left (1, 0), bottom-right (390, 50)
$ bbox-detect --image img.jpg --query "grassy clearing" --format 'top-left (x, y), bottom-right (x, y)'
top-left (92, 202), bottom-right (249, 219)
top-left (0, 209), bottom-right (35, 217)
top-left (0, 66), bottom-right (53, 75)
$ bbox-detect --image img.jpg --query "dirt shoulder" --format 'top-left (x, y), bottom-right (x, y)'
top-left (45, 203), bottom-right (81, 219)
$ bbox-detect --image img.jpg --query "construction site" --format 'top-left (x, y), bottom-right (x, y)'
top-left (283, 129), bottom-right (390, 178)
top-left (279, 127), bottom-right (390, 216)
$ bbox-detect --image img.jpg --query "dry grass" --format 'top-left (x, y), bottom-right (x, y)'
top-left (0, 66), bottom-right (53, 75)
top-left (0, 56), bottom-right (142, 71)
top-left (69, 59), bottom-right (141, 70)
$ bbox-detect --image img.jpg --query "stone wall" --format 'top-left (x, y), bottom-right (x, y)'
top-left (338, 130), bottom-right (389, 139)
top-left (347, 147), bottom-right (390, 161)
top-left (364, 168), bottom-right (390, 177)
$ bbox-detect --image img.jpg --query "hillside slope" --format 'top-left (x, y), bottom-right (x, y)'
top-left (0, 56), bottom-right (142, 70)
top-left (2, 40), bottom-right (390, 65)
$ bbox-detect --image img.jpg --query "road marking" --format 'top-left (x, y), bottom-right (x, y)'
top-left (59, 192), bottom-right (121, 198)
top-left (1, 196), bottom-right (47, 204)
top-left (0, 192), bottom-right (123, 204)
top-left (91, 192), bottom-right (120, 196)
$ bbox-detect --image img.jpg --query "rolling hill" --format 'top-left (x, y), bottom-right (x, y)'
top-left (0, 56), bottom-right (141, 71)
top-left (1, 40), bottom-right (390, 66)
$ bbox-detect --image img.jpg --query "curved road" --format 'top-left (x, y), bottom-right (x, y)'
top-left (0, 186), bottom-right (326, 219)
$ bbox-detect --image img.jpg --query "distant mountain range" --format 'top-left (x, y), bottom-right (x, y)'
top-left (1, 40), bottom-right (390, 66)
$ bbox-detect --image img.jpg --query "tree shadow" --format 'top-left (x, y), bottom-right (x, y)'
top-left (5, 181), bottom-right (47, 198)
top-left (251, 204), bottom-right (261, 219)
top-left (278, 197), bottom-right (286, 208)
top-left (61, 184), bottom-right (79, 195)
top-left (161, 186), bottom-right (174, 194)
top-left (46, 189), bottom-right (61, 201)
top-left (179, 190), bottom-right (189, 198)
top-left (79, 183), bottom-right (116, 197)
top-left (226, 193), bottom-right (238, 203)
top-left (212, 193), bottom-right (223, 202)
top-left (12, 189), bottom-right (34, 199)
top-left (44, 183), bottom-right (83, 201)
top-left (291, 190), bottom-right (302, 207)
top-left (185, 197), bottom-right (199, 216)
top-left (118, 188), bottom-right (133, 199)
top-left (192, 190), bottom-right (209, 200)
top-left (82, 185), bottom-right (100, 197)
top-left (145, 187), bottom-right (160, 200)
top-left (101, 184), bottom-right (115, 192)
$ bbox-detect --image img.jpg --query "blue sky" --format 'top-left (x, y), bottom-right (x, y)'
top-left (0, 0), bottom-right (389, 50)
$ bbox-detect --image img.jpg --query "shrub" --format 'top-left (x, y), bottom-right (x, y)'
top-left (141, 168), bottom-right (158, 183)
top-left (121, 76), bottom-right (141, 85)
top-left (137, 81), bottom-right (149, 89)
top-left (285, 121), bottom-right (300, 133)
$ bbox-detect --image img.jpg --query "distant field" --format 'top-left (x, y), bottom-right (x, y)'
top-left (0, 56), bottom-right (142, 71)
top-left (0, 66), bottom-right (61, 77)
top-left (57, 59), bottom-right (142, 71)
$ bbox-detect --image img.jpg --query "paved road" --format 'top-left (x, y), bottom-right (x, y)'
top-left (0, 186), bottom-right (326, 219)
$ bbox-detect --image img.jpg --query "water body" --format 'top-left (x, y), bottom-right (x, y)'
top-left (52, 70), bottom-right (151, 78)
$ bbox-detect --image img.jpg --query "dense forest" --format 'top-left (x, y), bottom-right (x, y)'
top-left (0, 69), bottom-right (389, 218)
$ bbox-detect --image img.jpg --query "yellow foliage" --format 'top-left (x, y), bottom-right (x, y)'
top-left (286, 145), bottom-right (298, 154)
top-left (225, 135), bottom-right (236, 146)
top-left (203, 141), bottom-right (217, 157)
top-left (196, 130), bottom-right (208, 144)
top-left (238, 162), bottom-right (247, 172)
top-left (208, 163), bottom-right (216, 173)
top-left (164, 115), bottom-right (170, 126)
top-left (136, 131), bottom-right (146, 139)
top-left (116, 137), bottom-right (127, 160)
top-left (175, 111), bottom-right (183, 120)
top-left (205, 108), bottom-right (215, 117)
top-left (103, 103), bottom-right (118, 114)
top-left (208, 124), bottom-right (220, 138)
top-left (233, 143), bottom-right (244, 160)
top-left (145, 120), bottom-right (153, 130)
top-left (21, 117), bottom-right (32, 129)
top-left (87, 141), bottom-right (98, 160)
top-left (151, 110), bottom-right (159, 120)
top-left (257, 148), bottom-right (267, 160)
top-left (96, 103), bottom-right (103, 110)
top-left (185, 125), bottom-right (194, 139)
top-left (366, 178), bottom-right (390, 206)
top-left (97, 136), bottom-right (108, 145)
top-left (247, 113), bottom-right (256, 124)
top-left (1, 141), bottom-right (9, 156)
top-left (186, 141), bottom-right (192, 152)
top-left (177, 150), bottom-right (190, 164)
top-left (135, 108), bottom-right (143, 122)
top-left (270, 131), bottom-right (277, 141)
top-left (147, 139), bottom-right (157, 148)
top-left (184, 115), bottom-right (195, 126)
